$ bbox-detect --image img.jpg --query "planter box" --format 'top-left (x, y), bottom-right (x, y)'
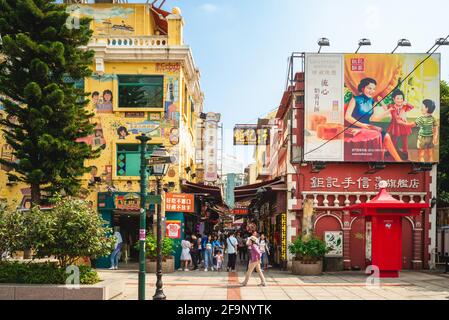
top-left (0, 279), bottom-right (124, 300)
top-left (292, 260), bottom-right (323, 275)
top-left (146, 257), bottom-right (174, 273)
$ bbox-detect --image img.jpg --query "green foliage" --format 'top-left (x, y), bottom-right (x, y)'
top-left (0, 261), bottom-right (100, 284)
top-left (0, 205), bottom-right (26, 259)
top-left (37, 196), bottom-right (115, 268)
top-left (135, 233), bottom-right (176, 259)
top-left (0, 0), bottom-right (99, 204)
top-left (438, 81), bottom-right (449, 205)
top-left (288, 236), bottom-right (329, 263)
top-left (0, 197), bottom-right (114, 267)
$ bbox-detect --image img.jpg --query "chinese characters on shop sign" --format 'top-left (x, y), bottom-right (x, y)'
top-left (310, 176), bottom-right (420, 190)
top-left (165, 193), bottom-right (195, 213)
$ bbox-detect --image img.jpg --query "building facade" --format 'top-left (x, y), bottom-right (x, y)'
top-left (0, 2), bottom-right (223, 267)
top-left (238, 70), bottom-right (436, 271)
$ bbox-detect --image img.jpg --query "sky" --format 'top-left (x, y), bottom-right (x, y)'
top-left (62, 0), bottom-right (449, 170)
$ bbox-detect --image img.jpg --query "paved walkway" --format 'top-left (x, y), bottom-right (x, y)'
top-left (97, 266), bottom-right (449, 300)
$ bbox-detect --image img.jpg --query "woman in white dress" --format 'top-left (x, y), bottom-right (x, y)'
top-left (180, 236), bottom-right (192, 271)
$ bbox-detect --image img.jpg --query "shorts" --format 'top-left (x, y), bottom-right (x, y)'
top-left (417, 136), bottom-right (434, 149)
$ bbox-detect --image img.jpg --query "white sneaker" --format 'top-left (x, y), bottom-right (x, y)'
top-left (204, 268), bottom-right (208, 271)
top-left (108, 267), bottom-right (115, 270)
top-left (115, 266), bottom-right (118, 270)
top-left (185, 269), bottom-right (190, 272)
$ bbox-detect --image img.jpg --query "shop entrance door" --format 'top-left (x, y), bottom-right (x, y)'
top-left (113, 212), bottom-right (141, 263)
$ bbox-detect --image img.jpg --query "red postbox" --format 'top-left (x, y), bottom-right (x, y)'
top-left (347, 182), bottom-right (428, 278)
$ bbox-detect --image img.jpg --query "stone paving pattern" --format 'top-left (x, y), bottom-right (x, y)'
top-left (97, 266), bottom-right (449, 300)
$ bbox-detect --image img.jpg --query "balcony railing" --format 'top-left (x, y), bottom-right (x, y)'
top-left (89, 35), bottom-right (168, 48)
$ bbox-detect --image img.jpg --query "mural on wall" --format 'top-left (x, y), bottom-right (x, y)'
top-left (324, 231), bottom-right (343, 257)
top-left (0, 144), bottom-right (15, 172)
top-left (66, 5), bottom-right (135, 36)
top-left (76, 121), bottom-right (106, 150)
top-left (126, 120), bottom-right (161, 138)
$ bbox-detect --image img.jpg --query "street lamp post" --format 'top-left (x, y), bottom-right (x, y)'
top-left (136, 133), bottom-right (151, 301)
top-left (151, 146), bottom-right (170, 300)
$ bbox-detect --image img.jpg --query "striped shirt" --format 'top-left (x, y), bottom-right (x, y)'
top-left (415, 115), bottom-right (436, 137)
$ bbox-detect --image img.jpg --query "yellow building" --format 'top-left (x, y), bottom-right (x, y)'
top-left (0, 2), bottom-right (207, 265)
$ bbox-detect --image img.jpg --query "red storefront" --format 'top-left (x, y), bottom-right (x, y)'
top-left (291, 162), bottom-right (433, 270)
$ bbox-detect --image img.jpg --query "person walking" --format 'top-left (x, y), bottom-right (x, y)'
top-left (180, 236), bottom-right (192, 271)
top-left (236, 232), bottom-right (246, 264)
top-left (109, 227), bottom-right (123, 270)
top-left (204, 235), bottom-right (214, 271)
top-left (259, 234), bottom-right (270, 271)
top-left (201, 233), bottom-right (208, 268)
top-left (245, 231), bottom-right (259, 271)
top-left (190, 235), bottom-right (199, 270)
top-left (212, 235), bottom-right (223, 268)
top-left (226, 232), bottom-right (238, 272)
top-left (241, 236), bottom-right (266, 287)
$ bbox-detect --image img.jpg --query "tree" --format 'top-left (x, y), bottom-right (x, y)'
top-left (0, 0), bottom-right (99, 204)
top-left (37, 196), bottom-right (115, 268)
top-left (438, 80), bottom-right (449, 205)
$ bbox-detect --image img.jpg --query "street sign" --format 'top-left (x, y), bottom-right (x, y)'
top-left (146, 194), bottom-right (162, 204)
top-left (147, 156), bottom-right (172, 166)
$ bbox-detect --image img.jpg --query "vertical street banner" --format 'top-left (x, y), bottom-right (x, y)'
top-left (304, 53), bottom-right (440, 163)
top-left (204, 112), bottom-right (220, 182)
top-left (281, 213), bottom-right (287, 261)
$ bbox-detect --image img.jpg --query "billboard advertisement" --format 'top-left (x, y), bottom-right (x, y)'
top-left (304, 53), bottom-right (440, 163)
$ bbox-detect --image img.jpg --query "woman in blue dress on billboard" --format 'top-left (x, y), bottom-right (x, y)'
top-left (345, 77), bottom-right (403, 161)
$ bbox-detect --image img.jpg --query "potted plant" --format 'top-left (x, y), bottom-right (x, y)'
top-left (288, 236), bottom-right (329, 275)
top-left (136, 234), bottom-right (176, 273)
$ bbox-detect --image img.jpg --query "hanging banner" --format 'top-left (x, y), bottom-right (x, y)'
top-left (281, 213), bottom-right (287, 261)
top-left (204, 112), bottom-right (220, 182)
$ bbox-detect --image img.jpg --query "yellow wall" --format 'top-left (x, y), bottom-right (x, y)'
top-left (0, 3), bottom-right (199, 211)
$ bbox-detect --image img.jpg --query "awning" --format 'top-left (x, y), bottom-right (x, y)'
top-left (181, 179), bottom-right (223, 204)
top-left (234, 177), bottom-right (287, 202)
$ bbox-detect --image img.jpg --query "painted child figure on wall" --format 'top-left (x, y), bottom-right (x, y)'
top-left (97, 90), bottom-right (113, 113)
top-left (386, 89), bottom-right (414, 160)
top-left (406, 99), bottom-right (439, 162)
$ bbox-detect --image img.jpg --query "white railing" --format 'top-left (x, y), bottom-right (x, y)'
top-left (301, 191), bottom-right (427, 208)
top-left (89, 36), bottom-right (168, 48)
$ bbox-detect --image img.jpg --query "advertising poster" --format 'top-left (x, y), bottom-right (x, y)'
top-left (166, 220), bottom-right (182, 239)
top-left (324, 231), bottom-right (343, 257)
top-left (305, 53), bottom-right (440, 163)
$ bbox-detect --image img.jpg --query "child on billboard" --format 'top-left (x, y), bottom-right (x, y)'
top-left (406, 99), bottom-right (438, 162)
top-left (386, 89), bottom-right (414, 160)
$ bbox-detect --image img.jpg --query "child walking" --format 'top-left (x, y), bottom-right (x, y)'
top-left (214, 250), bottom-right (224, 271)
top-left (386, 89), bottom-right (414, 159)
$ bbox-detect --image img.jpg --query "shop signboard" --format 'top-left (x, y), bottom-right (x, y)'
top-left (304, 53), bottom-right (440, 163)
top-left (232, 207), bottom-right (248, 215)
top-left (165, 193), bottom-right (195, 213)
top-left (204, 112), bottom-right (220, 182)
top-left (233, 125), bottom-right (270, 145)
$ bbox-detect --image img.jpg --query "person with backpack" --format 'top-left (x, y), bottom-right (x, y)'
top-left (226, 231), bottom-right (238, 272)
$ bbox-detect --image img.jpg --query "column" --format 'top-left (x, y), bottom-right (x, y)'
top-left (342, 210), bottom-right (351, 270)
